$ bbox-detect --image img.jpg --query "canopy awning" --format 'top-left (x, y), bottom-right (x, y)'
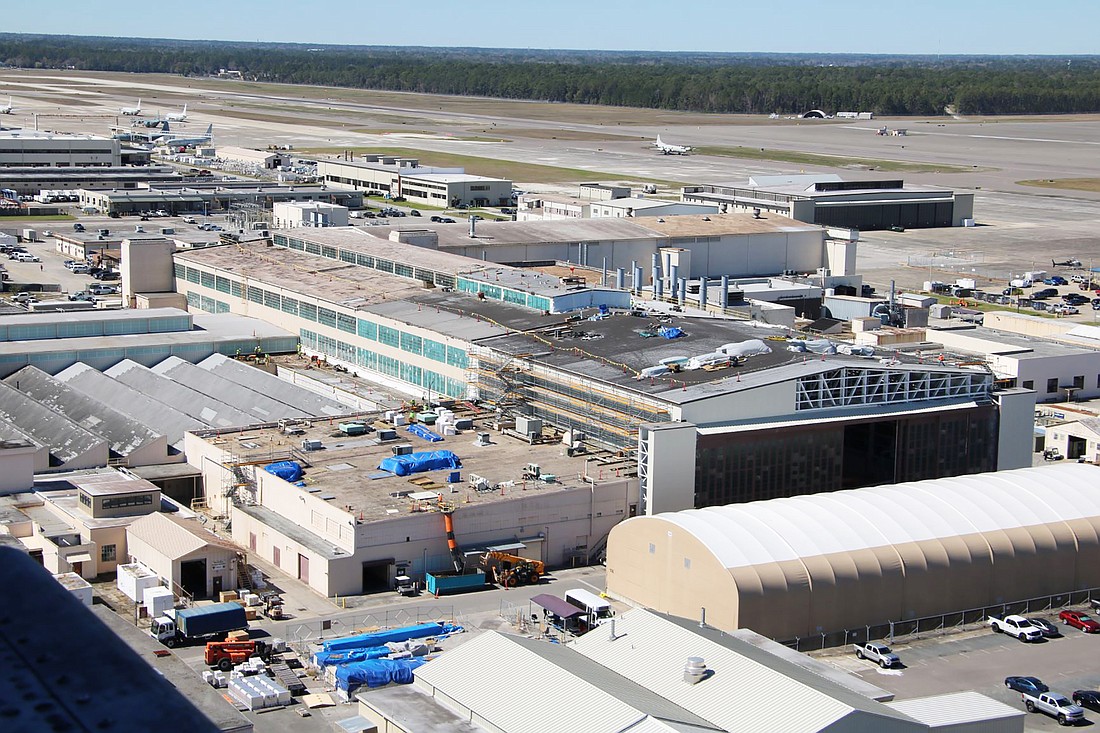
top-left (531, 593), bottom-right (583, 618)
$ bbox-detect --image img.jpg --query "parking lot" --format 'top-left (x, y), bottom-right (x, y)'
top-left (820, 610), bottom-right (1100, 729)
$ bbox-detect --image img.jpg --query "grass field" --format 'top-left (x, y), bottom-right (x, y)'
top-left (0, 214), bottom-right (76, 222)
top-left (695, 146), bottom-right (977, 173)
top-left (301, 146), bottom-right (687, 186)
top-left (1018, 178), bottom-right (1100, 193)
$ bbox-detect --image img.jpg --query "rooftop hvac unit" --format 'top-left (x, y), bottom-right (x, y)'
top-left (376, 429), bottom-right (398, 442)
top-left (301, 439), bottom-right (323, 452)
top-left (474, 432), bottom-right (491, 447)
top-left (392, 443), bottom-right (413, 456)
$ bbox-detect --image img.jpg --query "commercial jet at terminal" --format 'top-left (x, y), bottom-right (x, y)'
top-left (0, 96), bottom-right (13, 114)
top-left (120, 98), bottom-right (142, 116)
top-left (653, 135), bottom-right (692, 155)
top-left (165, 104), bottom-right (188, 122)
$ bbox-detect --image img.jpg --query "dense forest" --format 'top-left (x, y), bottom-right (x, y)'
top-left (3, 34), bottom-right (1100, 115)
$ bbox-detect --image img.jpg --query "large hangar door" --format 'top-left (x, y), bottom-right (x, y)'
top-left (180, 558), bottom-right (207, 598)
top-left (842, 421), bottom-right (897, 488)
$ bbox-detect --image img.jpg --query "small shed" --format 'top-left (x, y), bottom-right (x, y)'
top-left (126, 512), bottom-right (241, 600)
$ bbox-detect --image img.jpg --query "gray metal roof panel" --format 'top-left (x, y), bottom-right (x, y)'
top-left (54, 362), bottom-right (205, 446)
top-left (4, 366), bottom-right (165, 457)
top-left (194, 354), bottom-right (348, 417)
top-left (0, 381), bottom-right (106, 465)
top-left (104, 360), bottom-right (254, 429)
top-left (150, 356), bottom-right (308, 423)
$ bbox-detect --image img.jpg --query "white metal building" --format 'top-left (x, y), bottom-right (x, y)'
top-left (607, 463), bottom-right (1100, 642)
top-left (389, 608), bottom-right (1022, 733)
top-left (316, 157), bottom-right (512, 207)
top-left (272, 201), bottom-right (348, 229)
top-left (589, 198), bottom-right (719, 219)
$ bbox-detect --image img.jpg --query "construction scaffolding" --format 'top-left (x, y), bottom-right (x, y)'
top-left (471, 346), bottom-right (670, 451)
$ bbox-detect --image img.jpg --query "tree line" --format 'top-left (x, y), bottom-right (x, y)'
top-left (2, 34), bottom-right (1099, 115)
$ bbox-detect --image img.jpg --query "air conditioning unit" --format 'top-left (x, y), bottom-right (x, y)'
top-left (474, 432), bottom-right (491, 447)
top-left (392, 444), bottom-right (413, 456)
top-left (301, 439), bottom-right (323, 452)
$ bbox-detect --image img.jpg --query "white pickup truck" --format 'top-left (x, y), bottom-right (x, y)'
top-left (1022, 692), bottom-right (1085, 726)
top-left (988, 614), bottom-right (1043, 642)
top-left (852, 642), bottom-right (900, 668)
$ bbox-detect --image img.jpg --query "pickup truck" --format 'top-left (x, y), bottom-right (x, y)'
top-left (989, 614), bottom-right (1043, 642)
top-left (1022, 692), bottom-right (1085, 726)
top-left (852, 642), bottom-right (900, 668)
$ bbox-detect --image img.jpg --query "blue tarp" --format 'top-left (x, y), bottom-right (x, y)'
top-left (334, 658), bottom-right (425, 690)
top-left (407, 424), bottom-right (443, 442)
top-left (321, 622), bottom-right (463, 652)
top-left (264, 461), bottom-right (303, 482)
top-left (378, 450), bottom-right (461, 477)
top-left (313, 646), bottom-right (390, 667)
top-left (659, 326), bottom-right (684, 339)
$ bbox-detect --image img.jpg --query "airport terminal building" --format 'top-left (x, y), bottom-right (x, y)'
top-left (683, 174), bottom-right (975, 230)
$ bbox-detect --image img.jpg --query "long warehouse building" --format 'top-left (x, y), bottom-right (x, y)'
top-left (606, 463), bottom-right (1100, 643)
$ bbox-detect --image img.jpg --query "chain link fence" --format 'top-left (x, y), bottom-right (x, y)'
top-left (780, 587), bottom-right (1100, 653)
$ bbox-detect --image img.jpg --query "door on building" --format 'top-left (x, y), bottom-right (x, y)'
top-left (249, 533), bottom-right (257, 552)
top-left (361, 560), bottom-right (393, 593)
top-left (212, 575), bottom-right (223, 596)
top-left (298, 554), bottom-right (309, 585)
top-left (272, 546), bottom-right (281, 568)
top-left (180, 559), bottom-right (207, 598)
top-left (1069, 435), bottom-right (1088, 460)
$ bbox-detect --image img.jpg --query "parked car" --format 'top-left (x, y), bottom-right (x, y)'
top-left (11, 292), bottom-right (36, 304)
top-left (852, 642), bottom-right (900, 668)
top-left (1073, 690), bottom-right (1100, 711)
top-left (72, 223), bottom-right (85, 232)
top-left (439, 217), bottom-right (456, 223)
top-left (1044, 276), bottom-right (1068, 286)
top-left (70, 264), bottom-right (90, 274)
top-left (1006, 677), bottom-right (1049, 696)
top-left (430, 215), bottom-right (444, 223)
top-left (1027, 618), bottom-right (1060, 638)
top-left (68, 291), bottom-right (96, 302)
top-left (1022, 691), bottom-right (1085, 726)
top-left (88, 283), bottom-right (116, 296)
top-left (1032, 288), bottom-right (1059, 300)
top-left (989, 614), bottom-right (1044, 641)
top-left (1063, 294), bottom-right (1090, 305)
top-left (95, 271), bottom-right (120, 281)
top-left (1059, 610), bottom-right (1100, 632)
top-left (15, 253), bottom-right (41, 263)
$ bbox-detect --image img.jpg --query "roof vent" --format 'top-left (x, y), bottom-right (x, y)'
top-left (683, 657), bottom-right (707, 685)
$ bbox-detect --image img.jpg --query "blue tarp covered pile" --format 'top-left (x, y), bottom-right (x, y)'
top-left (378, 450), bottom-right (461, 477)
top-left (264, 461), bottom-right (303, 482)
top-left (407, 424), bottom-right (443, 442)
top-left (320, 622), bottom-right (463, 652)
top-left (659, 326), bottom-right (684, 339)
top-left (334, 658), bottom-right (425, 691)
top-left (313, 646), bottom-right (390, 667)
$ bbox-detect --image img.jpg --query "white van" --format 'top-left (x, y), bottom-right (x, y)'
top-left (564, 589), bottom-right (613, 622)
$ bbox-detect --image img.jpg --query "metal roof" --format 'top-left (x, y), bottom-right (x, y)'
top-left (151, 356), bottom-right (308, 423)
top-left (569, 609), bottom-right (922, 733)
top-left (414, 631), bottom-right (683, 733)
top-left (104, 360), bottom-right (254, 429)
top-left (54, 362), bottom-right (205, 447)
top-left (655, 463), bottom-right (1100, 571)
top-left (0, 381), bottom-right (107, 466)
top-left (194, 354), bottom-right (348, 417)
top-left (4, 366), bottom-right (165, 458)
top-left (127, 512), bottom-right (238, 560)
top-left (885, 691), bottom-right (1023, 726)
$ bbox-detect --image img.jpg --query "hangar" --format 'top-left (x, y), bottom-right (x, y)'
top-left (605, 463), bottom-right (1100, 642)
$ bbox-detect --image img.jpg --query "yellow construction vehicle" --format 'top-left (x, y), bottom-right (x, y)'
top-left (480, 551), bottom-right (544, 588)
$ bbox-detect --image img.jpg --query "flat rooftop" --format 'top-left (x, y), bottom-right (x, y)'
top-left (0, 129), bottom-right (112, 141)
top-left (930, 322), bottom-right (1100, 359)
top-left (479, 309), bottom-right (806, 397)
top-left (638, 212), bottom-right (822, 236)
top-left (175, 240), bottom-right (435, 307)
top-left (204, 414), bottom-right (617, 523)
top-left (70, 472), bottom-right (161, 497)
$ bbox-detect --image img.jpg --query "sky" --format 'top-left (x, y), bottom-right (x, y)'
top-left (4, 0), bottom-right (1099, 56)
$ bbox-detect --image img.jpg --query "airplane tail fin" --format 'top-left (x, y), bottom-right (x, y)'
top-left (656, 135), bottom-right (663, 146)
top-left (182, 104), bottom-right (187, 114)
top-left (1053, 260), bottom-right (1057, 267)
top-left (161, 121), bottom-right (170, 132)
top-left (205, 124), bottom-right (212, 136)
